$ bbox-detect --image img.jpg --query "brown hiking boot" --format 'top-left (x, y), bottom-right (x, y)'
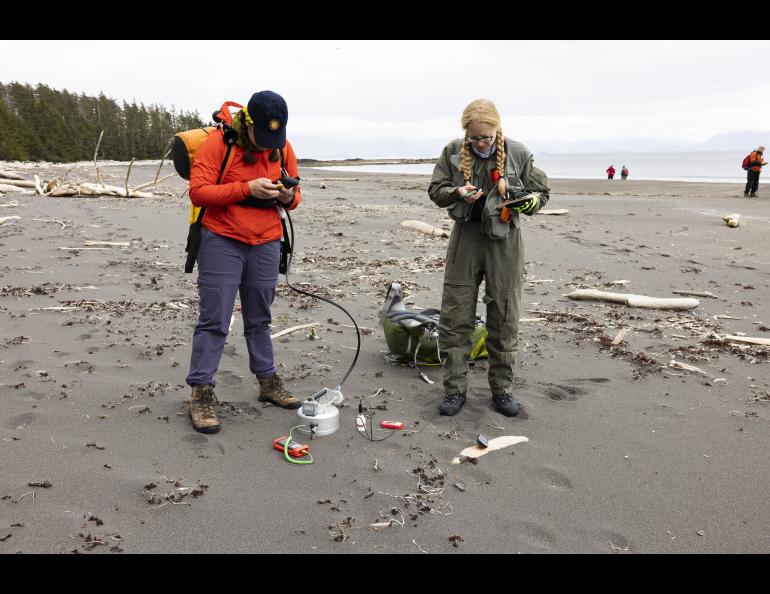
top-left (189, 384), bottom-right (221, 433)
top-left (749, 192), bottom-right (757, 197)
top-left (258, 374), bottom-right (301, 409)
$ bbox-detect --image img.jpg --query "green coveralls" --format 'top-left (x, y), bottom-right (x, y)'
top-left (428, 138), bottom-right (550, 396)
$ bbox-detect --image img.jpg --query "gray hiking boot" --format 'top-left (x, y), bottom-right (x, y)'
top-left (258, 374), bottom-right (301, 409)
top-left (189, 384), bottom-right (221, 433)
top-left (492, 393), bottom-right (522, 417)
top-left (439, 392), bottom-right (466, 416)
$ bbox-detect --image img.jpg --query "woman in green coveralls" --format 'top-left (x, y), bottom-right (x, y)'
top-left (428, 98), bottom-right (550, 417)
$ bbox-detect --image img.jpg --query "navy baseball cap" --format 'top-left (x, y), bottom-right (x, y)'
top-left (245, 90), bottom-right (288, 149)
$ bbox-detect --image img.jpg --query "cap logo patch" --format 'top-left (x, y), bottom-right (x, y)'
top-left (269, 119), bottom-right (280, 131)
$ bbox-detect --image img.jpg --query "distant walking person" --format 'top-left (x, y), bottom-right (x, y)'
top-left (606, 165), bottom-right (615, 180)
top-left (621, 165), bottom-right (629, 180)
top-left (744, 146), bottom-right (766, 197)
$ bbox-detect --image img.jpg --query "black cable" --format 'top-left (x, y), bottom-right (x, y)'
top-left (282, 208), bottom-right (361, 389)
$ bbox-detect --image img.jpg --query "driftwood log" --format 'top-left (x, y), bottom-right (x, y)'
top-left (567, 289), bottom-right (699, 310)
top-left (0, 179), bottom-right (36, 188)
top-left (0, 170), bottom-right (27, 180)
top-left (721, 334), bottom-right (770, 347)
top-left (401, 220), bottom-right (450, 238)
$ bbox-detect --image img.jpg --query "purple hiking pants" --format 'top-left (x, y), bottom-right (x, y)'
top-left (186, 227), bottom-right (280, 387)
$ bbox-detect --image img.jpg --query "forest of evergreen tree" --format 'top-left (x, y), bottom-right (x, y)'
top-left (0, 82), bottom-right (206, 162)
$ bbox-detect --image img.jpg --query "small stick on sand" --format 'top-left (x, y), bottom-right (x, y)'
top-left (32, 218), bottom-right (67, 231)
top-left (0, 216), bottom-right (21, 224)
top-left (668, 360), bottom-right (709, 376)
top-left (673, 290), bottom-right (719, 299)
top-left (527, 309), bottom-right (590, 322)
top-left (84, 241), bottom-right (131, 247)
top-left (611, 327), bottom-right (631, 345)
top-left (58, 247), bottom-right (110, 251)
top-left (271, 322), bottom-right (320, 339)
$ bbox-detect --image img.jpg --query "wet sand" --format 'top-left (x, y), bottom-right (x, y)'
top-left (1, 161), bottom-right (768, 553)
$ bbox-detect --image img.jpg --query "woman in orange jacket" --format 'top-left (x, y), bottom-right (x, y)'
top-left (186, 90), bottom-right (302, 433)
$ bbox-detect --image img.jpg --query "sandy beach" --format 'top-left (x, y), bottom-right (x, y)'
top-left (1, 161), bottom-right (768, 554)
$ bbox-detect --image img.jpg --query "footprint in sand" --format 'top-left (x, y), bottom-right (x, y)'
top-left (76, 333), bottom-right (92, 341)
top-left (8, 411), bottom-right (38, 429)
top-left (182, 432), bottom-right (226, 457)
top-left (598, 528), bottom-right (632, 551)
top-left (516, 519), bottom-right (558, 551)
top-left (536, 465), bottom-right (574, 490)
top-left (182, 434), bottom-right (208, 445)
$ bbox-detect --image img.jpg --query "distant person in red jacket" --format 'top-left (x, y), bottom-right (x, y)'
top-left (621, 165), bottom-right (629, 180)
top-left (744, 146), bottom-right (766, 197)
top-left (186, 90), bottom-right (303, 433)
top-left (606, 165), bottom-right (615, 180)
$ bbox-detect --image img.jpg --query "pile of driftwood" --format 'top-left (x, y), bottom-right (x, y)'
top-left (0, 131), bottom-right (173, 199)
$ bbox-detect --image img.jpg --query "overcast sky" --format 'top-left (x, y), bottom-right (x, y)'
top-left (1, 40), bottom-right (768, 158)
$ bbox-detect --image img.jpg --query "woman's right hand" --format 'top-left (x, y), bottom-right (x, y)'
top-left (247, 178), bottom-right (281, 199)
top-left (457, 184), bottom-right (482, 203)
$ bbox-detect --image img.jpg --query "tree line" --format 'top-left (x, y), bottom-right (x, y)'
top-left (0, 82), bottom-right (206, 162)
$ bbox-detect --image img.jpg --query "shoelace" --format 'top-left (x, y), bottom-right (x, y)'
top-left (444, 393), bottom-right (463, 405)
top-left (198, 393), bottom-right (218, 418)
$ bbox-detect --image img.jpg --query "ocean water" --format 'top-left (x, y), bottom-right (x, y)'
top-left (312, 151), bottom-right (766, 184)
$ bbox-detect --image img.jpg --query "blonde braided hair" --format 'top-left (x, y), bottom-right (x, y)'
top-left (460, 99), bottom-right (506, 196)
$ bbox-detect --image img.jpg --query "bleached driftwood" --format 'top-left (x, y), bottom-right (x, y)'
top-left (611, 327), bottom-right (631, 345)
top-left (271, 322), bottom-right (320, 340)
top-left (47, 183), bottom-right (156, 198)
top-left (0, 170), bottom-right (26, 180)
top-left (0, 215), bottom-right (21, 224)
top-left (720, 334), bottom-right (770, 347)
top-left (669, 360), bottom-right (709, 376)
top-left (0, 184), bottom-right (34, 195)
top-left (450, 435), bottom-right (529, 465)
top-left (538, 209), bottom-right (569, 215)
top-left (0, 179), bottom-right (36, 188)
top-left (93, 130), bottom-right (105, 187)
top-left (566, 289), bottom-right (699, 310)
top-left (722, 213), bottom-right (740, 228)
top-left (401, 220), bottom-right (450, 238)
top-left (673, 290), bottom-right (719, 299)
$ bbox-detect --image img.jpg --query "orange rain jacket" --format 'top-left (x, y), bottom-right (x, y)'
top-left (749, 151), bottom-right (766, 174)
top-left (189, 129), bottom-right (302, 245)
